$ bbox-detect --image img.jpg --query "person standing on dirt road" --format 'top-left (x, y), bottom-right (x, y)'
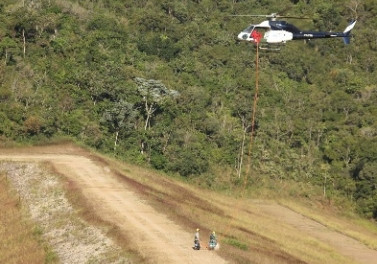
top-left (194, 228), bottom-right (200, 250)
top-left (209, 231), bottom-right (217, 250)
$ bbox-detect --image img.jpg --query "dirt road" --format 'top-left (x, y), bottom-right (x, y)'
top-left (0, 150), bottom-right (227, 264)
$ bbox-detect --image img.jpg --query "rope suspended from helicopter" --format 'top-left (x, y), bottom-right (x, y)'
top-left (220, 43), bottom-right (260, 242)
top-left (244, 41), bottom-right (260, 183)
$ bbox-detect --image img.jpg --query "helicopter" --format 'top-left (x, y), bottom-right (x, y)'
top-left (235, 13), bottom-right (356, 50)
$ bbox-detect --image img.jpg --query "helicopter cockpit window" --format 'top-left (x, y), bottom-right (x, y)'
top-left (243, 25), bottom-right (255, 33)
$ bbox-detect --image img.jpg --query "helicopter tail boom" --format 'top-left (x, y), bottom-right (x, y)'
top-left (291, 21), bottom-right (356, 44)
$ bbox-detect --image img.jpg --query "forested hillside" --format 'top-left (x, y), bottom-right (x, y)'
top-left (0, 0), bottom-right (376, 219)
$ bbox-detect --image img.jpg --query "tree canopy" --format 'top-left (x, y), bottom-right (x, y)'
top-left (1, 0), bottom-right (377, 219)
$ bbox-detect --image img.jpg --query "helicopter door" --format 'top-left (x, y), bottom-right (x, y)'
top-left (251, 27), bottom-right (268, 43)
top-left (264, 30), bottom-right (293, 43)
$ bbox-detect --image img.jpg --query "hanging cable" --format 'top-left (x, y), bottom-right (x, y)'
top-left (244, 42), bottom-right (260, 185)
top-left (220, 43), bottom-right (260, 245)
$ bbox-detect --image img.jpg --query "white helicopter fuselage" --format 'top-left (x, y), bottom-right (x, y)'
top-left (264, 30), bottom-right (293, 43)
top-left (237, 30), bottom-right (293, 43)
top-left (237, 20), bottom-right (293, 43)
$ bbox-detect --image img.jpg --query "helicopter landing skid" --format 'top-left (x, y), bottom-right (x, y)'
top-left (258, 43), bottom-right (283, 51)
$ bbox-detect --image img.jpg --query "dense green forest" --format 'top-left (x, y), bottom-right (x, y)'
top-left (0, 0), bottom-right (376, 219)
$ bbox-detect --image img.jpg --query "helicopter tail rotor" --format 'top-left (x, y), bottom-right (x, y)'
top-left (342, 20), bottom-right (357, 44)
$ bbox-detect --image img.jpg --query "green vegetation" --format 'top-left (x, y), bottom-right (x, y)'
top-left (0, 0), bottom-right (376, 220)
top-left (224, 237), bottom-right (249, 251)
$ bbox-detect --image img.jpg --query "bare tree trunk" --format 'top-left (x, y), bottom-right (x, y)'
top-left (144, 114), bottom-right (150, 130)
top-left (114, 130), bottom-right (119, 152)
top-left (22, 29), bottom-right (26, 59)
top-left (347, 0), bottom-right (360, 20)
top-left (141, 100), bottom-right (155, 155)
top-left (4, 49), bottom-right (7, 65)
top-left (236, 114), bottom-right (250, 179)
top-left (140, 141), bottom-right (144, 155)
top-left (162, 131), bottom-right (171, 154)
top-left (347, 54), bottom-right (353, 64)
top-left (237, 128), bottom-right (247, 179)
top-left (144, 100), bottom-right (155, 130)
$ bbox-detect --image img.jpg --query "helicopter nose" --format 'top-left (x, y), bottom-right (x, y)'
top-left (238, 32), bottom-right (250, 41)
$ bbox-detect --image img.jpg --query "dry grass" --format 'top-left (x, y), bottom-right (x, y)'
top-left (280, 199), bottom-right (377, 250)
top-left (91, 153), bottom-right (360, 264)
top-left (0, 172), bottom-right (50, 264)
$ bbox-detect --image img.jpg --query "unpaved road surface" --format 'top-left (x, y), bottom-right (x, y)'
top-left (0, 150), bottom-right (227, 264)
top-left (2, 147), bottom-right (377, 264)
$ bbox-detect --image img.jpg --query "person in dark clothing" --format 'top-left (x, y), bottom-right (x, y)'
top-left (208, 231), bottom-right (217, 250)
top-left (193, 228), bottom-right (200, 250)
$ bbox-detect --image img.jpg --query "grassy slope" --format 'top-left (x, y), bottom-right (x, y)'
top-left (0, 173), bottom-right (52, 264)
top-left (89, 147), bottom-right (377, 264)
top-left (281, 200), bottom-right (377, 250)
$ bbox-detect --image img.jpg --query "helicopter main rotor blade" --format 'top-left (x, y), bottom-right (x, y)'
top-left (229, 14), bottom-right (309, 19)
top-left (228, 15), bottom-right (268, 17)
top-left (278, 15), bottom-right (310, 19)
